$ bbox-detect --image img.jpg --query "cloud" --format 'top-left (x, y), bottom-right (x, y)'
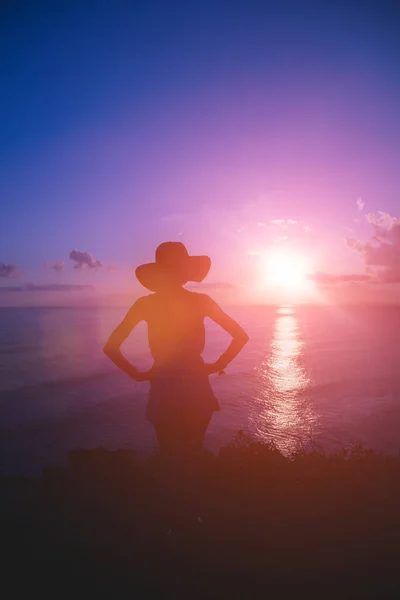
top-left (346, 211), bottom-right (400, 283)
top-left (270, 219), bottom-right (298, 227)
top-left (45, 260), bottom-right (65, 272)
top-left (0, 263), bottom-right (18, 278)
top-left (365, 211), bottom-right (400, 240)
top-left (189, 282), bottom-right (235, 290)
top-left (257, 222), bottom-right (267, 227)
top-left (0, 283), bottom-right (94, 292)
top-left (356, 197), bottom-right (365, 212)
top-left (269, 218), bottom-right (311, 240)
top-left (69, 250), bottom-right (102, 270)
top-left (310, 272), bottom-right (371, 285)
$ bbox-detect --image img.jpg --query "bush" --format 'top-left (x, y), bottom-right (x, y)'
top-left (2, 438), bottom-right (400, 598)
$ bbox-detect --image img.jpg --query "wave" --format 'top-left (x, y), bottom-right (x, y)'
top-left (307, 374), bottom-right (400, 397)
top-left (0, 343), bottom-right (41, 356)
top-left (0, 368), bottom-right (121, 400)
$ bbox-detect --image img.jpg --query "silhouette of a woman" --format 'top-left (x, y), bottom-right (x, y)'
top-left (104, 242), bottom-right (249, 458)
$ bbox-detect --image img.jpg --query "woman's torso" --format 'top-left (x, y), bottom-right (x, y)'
top-left (140, 290), bottom-right (220, 421)
top-left (141, 289), bottom-right (206, 367)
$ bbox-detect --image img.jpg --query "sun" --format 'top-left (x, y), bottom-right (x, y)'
top-left (262, 250), bottom-right (310, 291)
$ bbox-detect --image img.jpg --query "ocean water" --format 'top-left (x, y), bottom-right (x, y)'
top-left (1, 304), bottom-right (400, 474)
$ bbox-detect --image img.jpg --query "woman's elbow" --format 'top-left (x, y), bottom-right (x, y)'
top-left (103, 342), bottom-right (115, 357)
top-left (238, 329), bottom-right (249, 345)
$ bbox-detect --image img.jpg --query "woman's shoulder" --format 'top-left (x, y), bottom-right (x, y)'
top-left (131, 293), bottom-right (156, 315)
top-left (185, 290), bottom-right (215, 312)
top-left (133, 293), bottom-right (155, 305)
top-left (184, 289), bottom-right (207, 301)
top-left (187, 290), bottom-right (213, 303)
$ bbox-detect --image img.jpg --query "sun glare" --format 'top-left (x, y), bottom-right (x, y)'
top-left (263, 250), bottom-right (310, 291)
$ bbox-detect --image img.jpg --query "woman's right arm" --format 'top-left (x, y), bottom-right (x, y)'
top-left (103, 297), bottom-right (151, 381)
top-left (202, 294), bottom-right (249, 374)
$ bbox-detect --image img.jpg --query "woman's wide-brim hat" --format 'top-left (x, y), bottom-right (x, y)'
top-left (135, 242), bottom-right (211, 292)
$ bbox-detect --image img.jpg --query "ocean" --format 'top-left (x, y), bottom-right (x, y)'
top-left (1, 304), bottom-right (400, 474)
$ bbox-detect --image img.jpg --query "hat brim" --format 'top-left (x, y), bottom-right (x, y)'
top-left (136, 255), bottom-right (211, 292)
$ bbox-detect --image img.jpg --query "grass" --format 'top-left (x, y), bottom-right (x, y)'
top-left (2, 433), bottom-right (400, 598)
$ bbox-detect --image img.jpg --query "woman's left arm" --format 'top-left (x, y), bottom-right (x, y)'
top-left (202, 295), bottom-right (249, 374)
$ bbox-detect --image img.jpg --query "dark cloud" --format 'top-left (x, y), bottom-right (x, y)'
top-left (69, 250), bottom-right (102, 270)
top-left (0, 284), bottom-right (93, 293)
top-left (346, 211), bottom-right (400, 283)
top-left (45, 260), bottom-right (65, 272)
top-left (310, 272), bottom-right (371, 285)
top-left (0, 263), bottom-right (18, 278)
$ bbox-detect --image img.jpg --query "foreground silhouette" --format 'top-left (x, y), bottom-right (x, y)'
top-left (2, 438), bottom-right (400, 598)
top-left (104, 242), bottom-right (248, 458)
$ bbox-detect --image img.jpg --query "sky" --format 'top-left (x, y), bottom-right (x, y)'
top-left (1, 0), bottom-right (399, 305)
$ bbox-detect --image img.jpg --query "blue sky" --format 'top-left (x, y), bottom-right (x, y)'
top-left (1, 0), bottom-right (399, 302)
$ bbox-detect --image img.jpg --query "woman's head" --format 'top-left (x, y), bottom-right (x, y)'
top-left (135, 242), bottom-right (211, 292)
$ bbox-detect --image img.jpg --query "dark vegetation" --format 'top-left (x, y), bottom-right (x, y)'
top-left (2, 433), bottom-right (400, 598)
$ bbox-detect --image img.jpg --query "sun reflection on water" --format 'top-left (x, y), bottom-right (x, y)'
top-left (252, 305), bottom-right (318, 454)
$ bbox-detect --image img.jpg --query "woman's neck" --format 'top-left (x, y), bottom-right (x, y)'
top-left (156, 285), bottom-right (186, 298)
